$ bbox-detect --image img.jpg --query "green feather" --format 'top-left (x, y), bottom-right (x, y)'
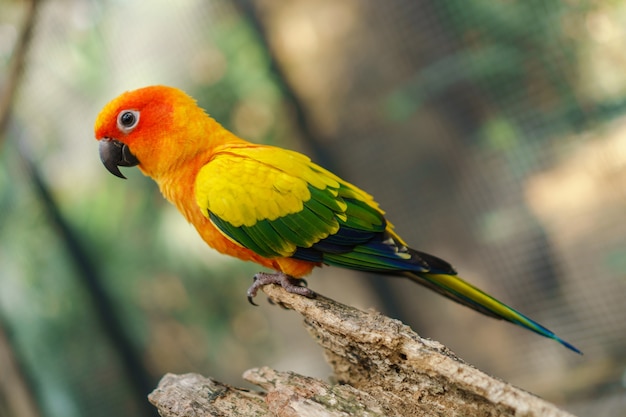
top-left (301, 203), bottom-right (339, 232)
top-left (305, 194), bottom-right (337, 222)
top-left (309, 185), bottom-right (346, 213)
top-left (324, 250), bottom-right (388, 271)
top-left (268, 217), bottom-right (310, 248)
top-left (271, 215), bottom-right (317, 248)
top-left (249, 220), bottom-right (293, 256)
top-left (341, 199), bottom-right (385, 231)
top-left (210, 213), bottom-right (272, 256)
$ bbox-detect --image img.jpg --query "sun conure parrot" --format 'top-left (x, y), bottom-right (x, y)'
top-left (94, 85), bottom-right (580, 353)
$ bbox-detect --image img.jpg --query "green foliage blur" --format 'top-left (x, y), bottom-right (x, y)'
top-left (2, 1), bottom-right (626, 417)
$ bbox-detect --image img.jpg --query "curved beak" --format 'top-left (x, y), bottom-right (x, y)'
top-left (98, 138), bottom-right (139, 179)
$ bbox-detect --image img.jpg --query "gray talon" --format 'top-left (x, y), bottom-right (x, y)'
top-left (246, 272), bottom-right (315, 305)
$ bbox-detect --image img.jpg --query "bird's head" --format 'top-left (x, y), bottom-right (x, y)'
top-left (94, 85), bottom-right (210, 179)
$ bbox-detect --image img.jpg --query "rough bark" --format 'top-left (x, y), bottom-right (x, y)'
top-left (148, 284), bottom-right (575, 417)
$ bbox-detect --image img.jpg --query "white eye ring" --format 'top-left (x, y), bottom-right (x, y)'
top-left (117, 109), bottom-right (140, 133)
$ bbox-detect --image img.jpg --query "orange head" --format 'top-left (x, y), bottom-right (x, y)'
top-left (94, 85), bottom-right (217, 180)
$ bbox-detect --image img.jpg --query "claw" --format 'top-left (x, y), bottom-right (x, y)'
top-left (247, 295), bottom-right (259, 307)
top-left (246, 272), bottom-right (315, 305)
top-left (247, 275), bottom-right (260, 306)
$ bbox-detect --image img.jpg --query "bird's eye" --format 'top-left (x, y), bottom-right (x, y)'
top-left (117, 110), bottom-right (140, 133)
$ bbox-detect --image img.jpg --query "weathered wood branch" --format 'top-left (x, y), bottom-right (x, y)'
top-left (149, 284), bottom-right (576, 417)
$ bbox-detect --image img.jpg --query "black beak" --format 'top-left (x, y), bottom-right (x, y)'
top-left (98, 138), bottom-right (140, 179)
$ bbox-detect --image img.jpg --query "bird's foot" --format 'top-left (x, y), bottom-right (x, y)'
top-left (247, 272), bottom-right (315, 306)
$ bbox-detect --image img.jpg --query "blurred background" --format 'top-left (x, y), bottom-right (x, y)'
top-left (1, 0), bottom-right (626, 416)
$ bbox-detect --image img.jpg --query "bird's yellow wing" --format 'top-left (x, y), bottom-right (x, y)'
top-left (194, 144), bottom-right (386, 259)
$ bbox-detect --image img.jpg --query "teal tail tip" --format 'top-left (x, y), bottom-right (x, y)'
top-left (529, 319), bottom-right (582, 354)
top-left (557, 337), bottom-right (583, 355)
top-left (525, 320), bottom-right (582, 354)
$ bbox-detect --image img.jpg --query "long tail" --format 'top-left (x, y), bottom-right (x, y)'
top-left (405, 270), bottom-right (581, 354)
top-left (316, 229), bottom-right (581, 353)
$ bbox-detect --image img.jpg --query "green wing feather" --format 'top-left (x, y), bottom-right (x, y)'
top-left (195, 145), bottom-right (383, 259)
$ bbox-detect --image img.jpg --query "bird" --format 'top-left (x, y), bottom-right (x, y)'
top-left (94, 85), bottom-right (581, 353)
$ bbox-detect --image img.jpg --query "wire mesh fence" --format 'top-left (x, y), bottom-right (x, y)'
top-left (1, 0), bottom-right (626, 416)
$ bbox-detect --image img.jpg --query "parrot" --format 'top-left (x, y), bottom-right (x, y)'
top-left (94, 85), bottom-right (581, 354)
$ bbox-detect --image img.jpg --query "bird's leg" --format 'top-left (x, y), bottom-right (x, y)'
top-left (247, 272), bottom-right (315, 305)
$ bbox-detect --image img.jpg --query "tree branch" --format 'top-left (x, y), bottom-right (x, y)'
top-left (0, 0), bottom-right (39, 146)
top-left (149, 284), bottom-right (575, 417)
